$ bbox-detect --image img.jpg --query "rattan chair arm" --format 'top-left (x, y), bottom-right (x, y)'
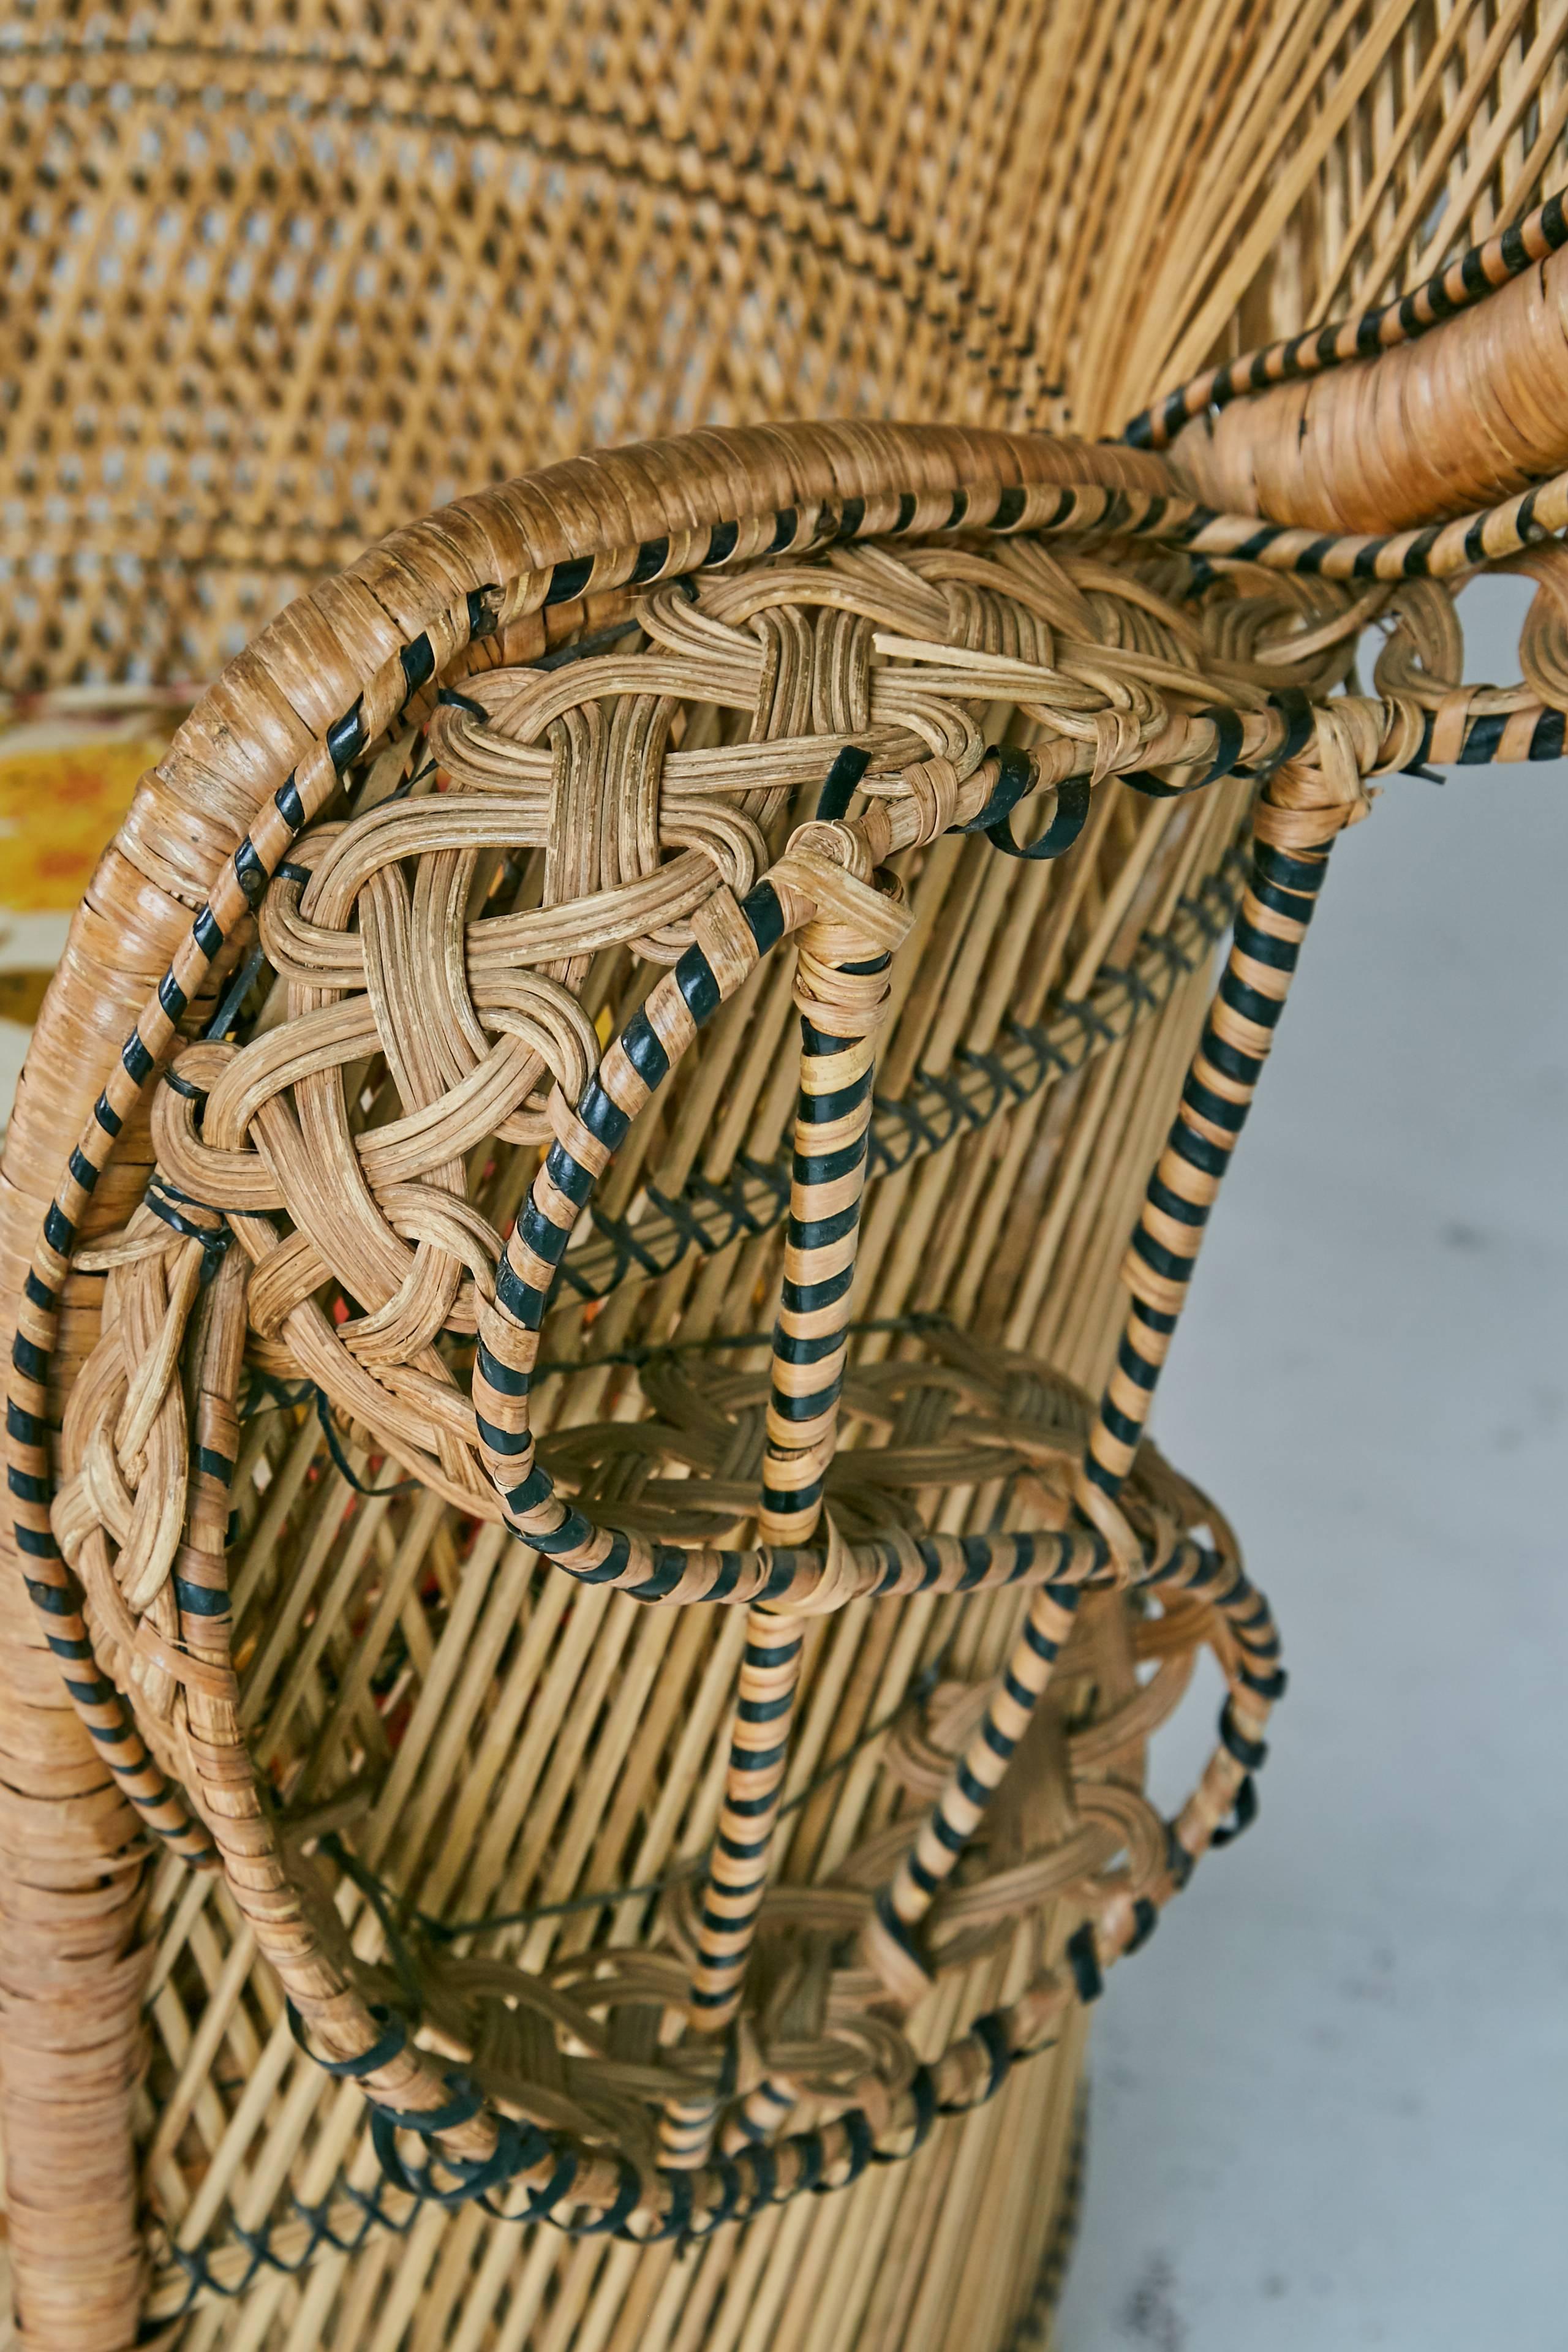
top-left (1, 420), bottom-right (1172, 2351)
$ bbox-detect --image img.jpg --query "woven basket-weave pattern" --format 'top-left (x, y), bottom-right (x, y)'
top-left (7, 0), bottom-right (1568, 688)
top-left (6, 8), bottom-right (1568, 2351)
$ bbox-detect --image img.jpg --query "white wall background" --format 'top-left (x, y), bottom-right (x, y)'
top-left (1057, 576), bottom-right (1568, 2351)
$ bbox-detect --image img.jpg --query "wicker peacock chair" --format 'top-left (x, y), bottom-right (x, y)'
top-left (4, 9), bottom-right (1568, 2350)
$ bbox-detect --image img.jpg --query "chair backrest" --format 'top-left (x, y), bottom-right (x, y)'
top-left (6, 0), bottom-right (1563, 688)
top-left (4, 8), bottom-right (1568, 2349)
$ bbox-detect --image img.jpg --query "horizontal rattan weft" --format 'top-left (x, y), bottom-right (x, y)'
top-left (9, 0), bottom-right (1568, 692)
top-left (7, 11), bottom-right (1568, 2352)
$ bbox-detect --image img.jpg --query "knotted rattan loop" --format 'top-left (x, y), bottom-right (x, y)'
top-left (13, 416), bottom-right (1565, 2302)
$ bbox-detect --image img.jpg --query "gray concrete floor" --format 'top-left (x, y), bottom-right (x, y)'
top-left (1057, 576), bottom-right (1568, 2350)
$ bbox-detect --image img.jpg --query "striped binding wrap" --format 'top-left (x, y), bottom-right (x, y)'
top-left (662, 861), bottom-right (903, 2163)
top-left (867, 713), bottom-right (1357, 1999)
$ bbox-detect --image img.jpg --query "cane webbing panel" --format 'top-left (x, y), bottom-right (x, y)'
top-left (6, 0), bottom-right (1568, 686)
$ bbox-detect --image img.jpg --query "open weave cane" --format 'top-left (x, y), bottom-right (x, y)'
top-left (7, 383), bottom-right (1568, 2346)
top-left (6, 10), bottom-right (1568, 2350)
top-left (9, 0), bottom-right (1568, 690)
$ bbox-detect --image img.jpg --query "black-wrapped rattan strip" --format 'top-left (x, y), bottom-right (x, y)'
top-left (1123, 185), bottom-right (1568, 450)
top-left (874, 767), bottom-right (1316, 1969)
top-left (148, 1978), bottom-right (1056, 2318)
top-left (467, 858), bottom-right (1207, 1619)
top-left (554, 845), bottom-right (1250, 1303)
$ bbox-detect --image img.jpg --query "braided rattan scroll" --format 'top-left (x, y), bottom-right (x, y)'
top-left (15, 78), bottom-right (1568, 2295)
top-left (0, 6), bottom-right (1564, 2344)
top-left (0, 419), bottom-right (1256, 2350)
top-left (10, 384), bottom-right (1568, 2350)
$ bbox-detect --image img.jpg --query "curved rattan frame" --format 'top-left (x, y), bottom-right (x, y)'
top-left (9, 217), bottom-right (1568, 2329)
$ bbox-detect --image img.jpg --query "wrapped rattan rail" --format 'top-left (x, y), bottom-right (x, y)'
top-left (1144, 184), bottom-right (1568, 542)
top-left (7, 387), bottom-right (1568, 2349)
top-left (7, 0), bottom-right (1568, 2331)
top-left (0, 418), bottom-right (1239, 2348)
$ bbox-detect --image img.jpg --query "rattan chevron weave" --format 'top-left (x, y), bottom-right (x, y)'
top-left (4, 9), bottom-right (1568, 2352)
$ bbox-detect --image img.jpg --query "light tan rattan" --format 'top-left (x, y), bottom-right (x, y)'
top-left (6, 10), bottom-right (1568, 2352)
top-left (8, 1), bottom-right (1568, 691)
